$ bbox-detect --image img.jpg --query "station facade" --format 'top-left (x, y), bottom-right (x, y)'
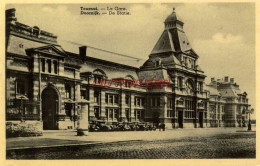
top-left (5, 8), bottom-right (251, 133)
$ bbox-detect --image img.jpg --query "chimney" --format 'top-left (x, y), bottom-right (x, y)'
top-left (230, 78), bottom-right (234, 84)
top-left (79, 46), bottom-right (87, 60)
top-left (6, 8), bottom-right (17, 23)
top-left (224, 76), bottom-right (229, 82)
top-left (211, 77), bottom-right (215, 82)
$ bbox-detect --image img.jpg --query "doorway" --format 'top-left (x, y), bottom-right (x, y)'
top-left (178, 110), bottom-right (183, 128)
top-left (199, 112), bottom-right (203, 128)
top-left (42, 87), bottom-right (59, 130)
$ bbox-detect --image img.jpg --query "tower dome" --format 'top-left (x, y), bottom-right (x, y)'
top-left (164, 8), bottom-right (184, 29)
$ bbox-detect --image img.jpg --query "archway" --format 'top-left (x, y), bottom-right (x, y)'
top-left (42, 87), bottom-right (59, 130)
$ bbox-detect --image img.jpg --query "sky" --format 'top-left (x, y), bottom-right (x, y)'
top-left (6, 3), bottom-right (256, 116)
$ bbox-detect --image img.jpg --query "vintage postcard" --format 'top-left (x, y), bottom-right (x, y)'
top-left (0, 1), bottom-right (259, 166)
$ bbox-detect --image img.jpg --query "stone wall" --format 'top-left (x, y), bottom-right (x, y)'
top-left (6, 121), bottom-right (43, 137)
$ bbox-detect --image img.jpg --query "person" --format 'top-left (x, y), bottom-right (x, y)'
top-left (162, 123), bottom-right (165, 131)
top-left (158, 123), bottom-right (161, 131)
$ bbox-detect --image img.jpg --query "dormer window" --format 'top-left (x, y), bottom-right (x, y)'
top-left (155, 58), bottom-right (161, 67)
top-left (32, 26), bottom-right (40, 37)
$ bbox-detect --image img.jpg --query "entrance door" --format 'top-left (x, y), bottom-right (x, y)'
top-left (199, 112), bottom-right (203, 128)
top-left (178, 111), bottom-right (183, 128)
top-left (42, 87), bottom-right (58, 130)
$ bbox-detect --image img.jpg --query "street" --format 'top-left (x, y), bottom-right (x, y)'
top-left (6, 127), bottom-right (256, 159)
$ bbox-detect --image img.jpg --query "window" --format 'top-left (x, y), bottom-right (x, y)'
top-left (178, 77), bottom-right (182, 89)
top-left (125, 108), bottom-right (131, 121)
top-left (125, 95), bottom-right (130, 106)
top-left (185, 111), bottom-right (194, 118)
top-left (167, 98), bottom-right (172, 108)
top-left (150, 97), bottom-right (160, 107)
top-left (167, 109), bottom-right (173, 117)
top-left (80, 89), bottom-right (89, 100)
top-left (106, 93), bottom-right (119, 105)
top-left (106, 108), bottom-right (119, 121)
top-left (53, 60), bottom-right (58, 74)
top-left (135, 97), bottom-right (144, 107)
top-left (65, 84), bottom-right (71, 98)
top-left (94, 107), bottom-right (100, 119)
top-left (157, 98), bottom-right (160, 106)
top-left (94, 91), bottom-right (99, 103)
top-left (16, 81), bottom-right (25, 95)
top-left (47, 59), bottom-right (52, 73)
top-left (41, 58), bottom-right (45, 72)
top-left (135, 110), bottom-right (144, 121)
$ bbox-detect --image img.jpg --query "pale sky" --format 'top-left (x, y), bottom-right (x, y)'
top-left (6, 3), bottom-right (255, 115)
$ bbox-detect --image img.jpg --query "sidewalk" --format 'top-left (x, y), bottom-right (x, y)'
top-left (6, 126), bottom-right (255, 150)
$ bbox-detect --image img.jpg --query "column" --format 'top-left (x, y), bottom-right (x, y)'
top-left (121, 92), bottom-right (126, 122)
top-left (100, 90), bottom-right (106, 120)
top-left (88, 88), bottom-right (95, 121)
top-left (131, 94), bottom-right (135, 122)
top-left (77, 102), bottom-right (89, 136)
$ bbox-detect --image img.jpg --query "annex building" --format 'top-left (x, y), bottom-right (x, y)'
top-left (5, 8), bottom-right (252, 135)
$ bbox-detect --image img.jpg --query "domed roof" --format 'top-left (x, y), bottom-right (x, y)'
top-left (165, 8), bottom-right (183, 23)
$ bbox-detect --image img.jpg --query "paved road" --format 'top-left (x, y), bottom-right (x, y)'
top-left (7, 131), bottom-right (255, 159)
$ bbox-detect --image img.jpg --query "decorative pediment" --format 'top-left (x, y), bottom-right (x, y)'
top-left (26, 44), bottom-right (67, 57)
top-left (184, 49), bottom-right (198, 58)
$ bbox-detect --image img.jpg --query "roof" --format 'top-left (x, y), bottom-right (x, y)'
top-left (151, 28), bottom-right (192, 55)
top-left (205, 84), bottom-right (220, 96)
top-left (59, 40), bottom-right (145, 68)
top-left (165, 9), bottom-right (183, 23)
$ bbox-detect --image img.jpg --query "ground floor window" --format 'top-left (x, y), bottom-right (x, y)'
top-left (134, 109), bottom-right (144, 121)
top-left (105, 108), bottom-right (119, 121)
top-left (167, 109), bottom-right (173, 117)
top-left (94, 107), bottom-right (100, 119)
top-left (125, 108), bottom-right (131, 121)
top-left (184, 111), bottom-right (194, 119)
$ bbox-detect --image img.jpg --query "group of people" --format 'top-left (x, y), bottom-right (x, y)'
top-left (158, 123), bottom-right (166, 131)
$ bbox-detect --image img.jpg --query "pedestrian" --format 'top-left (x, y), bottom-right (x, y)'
top-left (158, 123), bottom-right (161, 131)
top-left (162, 123), bottom-right (165, 131)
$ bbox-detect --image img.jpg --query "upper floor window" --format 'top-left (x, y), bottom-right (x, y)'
top-left (16, 80), bottom-right (25, 95)
top-left (105, 93), bottom-right (119, 105)
top-left (65, 84), bottom-right (71, 98)
top-left (53, 60), bottom-right (58, 74)
top-left (178, 77), bottom-right (183, 89)
top-left (41, 58), bottom-right (45, 72)
top-left (167, 97), bottom-right (173, 108)
top-left (80, 88), bottom-right (89, 100)
top-left (47, 59), bottom-right (52, 73)
top-left (151, 97), bottom-right (160, 107)
top-left (135, 97), bottom-right (145, 107)
top-left (94, 91), bottom-right (100, 104)
top-left (125, 95), bottom-right (130, 106)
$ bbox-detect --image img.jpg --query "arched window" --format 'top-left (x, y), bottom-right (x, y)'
top-left (185, 79), bottom-right (195, 95)
top-left (93, 69), bottom-right (106, 84)
top-left (125, 75), bottom-right (134, 88)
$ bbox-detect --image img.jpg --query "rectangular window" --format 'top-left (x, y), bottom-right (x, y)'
top-left (114, 95), bottom-right (119, 105)
top-left (47, 59), bottom-right (51, 73)
top-left (65, 84), bottom-right (71, 98)
top-left (157, 97), bottom-right (160, 106)
top-left (94, 107), bottom-right (100, 119)
top-left (105, 94), bottom-right (108, 104)
top-left (53, 60), bottom-right (58, 74)
top-left (109, 95), bottom-right (113, 104)
top-left (41, 58), bottom-right (45, 72)
top-left (109, 109), bottom-right (113, 120)
top-left (94, 91), bottom-right (99, 103)
top-left (16, 81), bottom-right (25, 95)
top-left (125, 95), bottom-right (130, 106)
top-left (178, 77), bottom-right (182, 89)
top-left (125, 108), bottom-right (130, 121)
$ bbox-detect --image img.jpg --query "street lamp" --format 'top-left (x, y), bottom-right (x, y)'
top-left (16, 95), bottom-right (28, 122)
